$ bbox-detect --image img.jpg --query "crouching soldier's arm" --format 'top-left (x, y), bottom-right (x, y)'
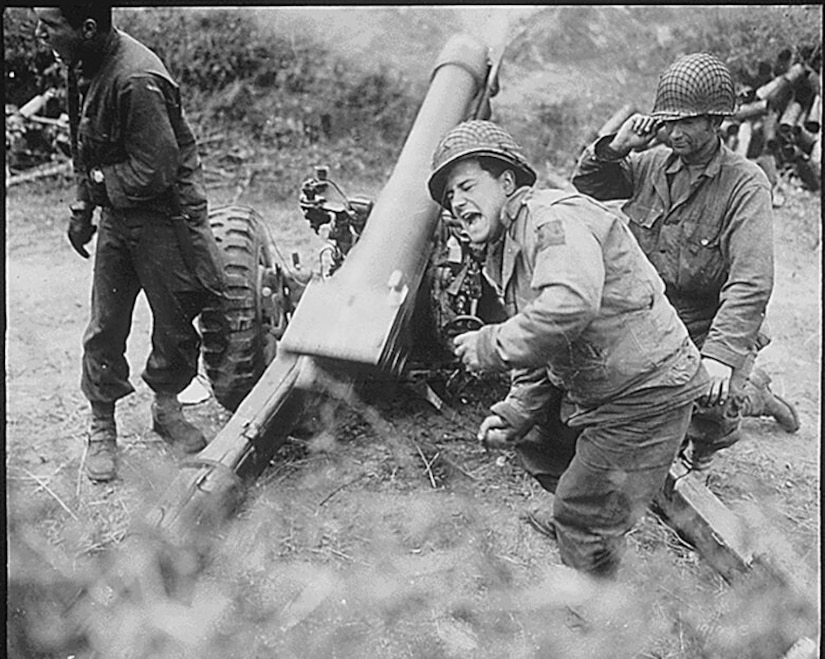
top-left (478, 367), bottom-right (556, 449)
top-left (465, 213), bottom-right (604, 373)
top-left (453, 205), bottom-right (605, 447)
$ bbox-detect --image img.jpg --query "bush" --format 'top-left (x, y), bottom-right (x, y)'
top-left (3, 8), bottom-right (63, 107)
top-left (4, 7), bottom-right (419, 196)
top-left (670, 5), bottom-right (822, 71)
top-left (114, 9), bottom-right (416, 143)
top-left (115, 8), bottom-right (310, 95)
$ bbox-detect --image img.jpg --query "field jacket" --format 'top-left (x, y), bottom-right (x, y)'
top-left (74, 29), bottom-right (223, 294)
top-left (474, 187), bottom-right (706, 432)
top-left (572, 137), bottom-right (774, 370)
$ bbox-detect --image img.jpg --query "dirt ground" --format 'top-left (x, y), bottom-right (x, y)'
top-left (5, 157), bottom-right (821, 658)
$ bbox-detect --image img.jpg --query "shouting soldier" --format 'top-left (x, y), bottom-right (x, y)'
top-left (429, 120), bottom-right (709, 577)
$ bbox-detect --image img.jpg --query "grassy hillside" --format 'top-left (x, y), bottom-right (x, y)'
top-left (5, 5), bottom-right (821, 193)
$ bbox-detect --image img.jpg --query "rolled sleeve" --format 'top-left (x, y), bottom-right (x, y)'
top-left (490, 367), bottom-right (556, 434)
top-left (572, 135), bottom-right (635, 201)
top-left (702, 180), bottom-right (774, 367)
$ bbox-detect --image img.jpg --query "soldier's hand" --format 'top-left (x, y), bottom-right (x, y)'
top-left (453, 330), bottom-right (482, 372)
top-left (698, 357), bottom-right (734, 407)
top-left (610, 113), bottom-right (662, 155)
top-left (68, 201), bottom-right (96, 259)
top-left (478, 414), bottom-right (518, 450)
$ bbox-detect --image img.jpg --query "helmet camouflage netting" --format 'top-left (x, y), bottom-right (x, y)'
top-left (652, 53), bottom-right (736, 121)
top-left (428, 120), bottom-right (537, 206)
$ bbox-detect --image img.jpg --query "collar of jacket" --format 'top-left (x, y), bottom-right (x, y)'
top-left (500, 186), bottom-right (533, 232)
top-left (665, 136), bottom-right (724, 181)
top-left (490, 186), bottom-right (533, 299)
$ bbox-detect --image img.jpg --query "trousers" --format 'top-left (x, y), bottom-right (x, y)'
top-left (515, 382), bottom-right (697, 576)
top-left (81, 208), bottom-right (216, 404)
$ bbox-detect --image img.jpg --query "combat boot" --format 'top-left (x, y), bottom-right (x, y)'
top-left (741, 368), bottom-right (800, 433)
top-left (152, 393), bottom-right (207, 453)
top-left (86, 402), bottom-right (117, 482)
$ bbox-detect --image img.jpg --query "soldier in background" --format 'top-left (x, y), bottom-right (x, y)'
top-left (34, 3), bottom-right (225, 482)
top-left (572, 53), bottom-right (799, 470)
top-left (429, 120), bottom-right (709, 577)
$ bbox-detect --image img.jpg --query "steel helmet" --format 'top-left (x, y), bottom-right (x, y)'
top-left (651, 53), bottom-right (736, 121)
top-left (428, 120), bottom-right (537, 206)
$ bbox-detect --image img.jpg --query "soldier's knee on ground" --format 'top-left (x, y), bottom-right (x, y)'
top-left (552, 516), bottom-right (623, 579)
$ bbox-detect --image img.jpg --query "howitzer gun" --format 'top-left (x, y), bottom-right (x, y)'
top-left (144, 35), bottom-right (818, 629)
top-left (147, 33), bottom-right (501, 540)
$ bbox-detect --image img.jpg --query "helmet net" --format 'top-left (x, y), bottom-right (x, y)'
top-left (428, 120), bottom-right (536, 204)
top-left (652, 53), bottom-right (736, 120)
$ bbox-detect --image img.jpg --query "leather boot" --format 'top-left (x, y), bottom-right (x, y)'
top-left (152, 393), bottom-right (207, 453)
top-left (86, 402), bottom-right (117, 482)
top-left (741, 368), bottom-right (800, 433)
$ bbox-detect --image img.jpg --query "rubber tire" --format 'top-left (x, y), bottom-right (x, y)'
top-left (199, 204), bottom-right (275, 411)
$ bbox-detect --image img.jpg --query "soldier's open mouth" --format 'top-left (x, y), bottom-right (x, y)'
top-left (462, 212), bottom-right (481, 228)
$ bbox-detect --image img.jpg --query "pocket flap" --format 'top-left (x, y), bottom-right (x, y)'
top-left (624, 203), bottom-right (662, 229)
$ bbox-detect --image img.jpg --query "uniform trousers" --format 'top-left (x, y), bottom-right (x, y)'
top-left (81, 208), bottom-right (214, 404)
top-left (515, 377), bottom-right (702, 576)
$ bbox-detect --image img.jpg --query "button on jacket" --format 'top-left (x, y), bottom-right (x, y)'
top-left (474, 187), bottom-right (705, 430)
top-left (572, 137), bottom-right (774, 371)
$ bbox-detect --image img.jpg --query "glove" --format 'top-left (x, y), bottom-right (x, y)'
top-left (68, 200), bottom-right (96, 258)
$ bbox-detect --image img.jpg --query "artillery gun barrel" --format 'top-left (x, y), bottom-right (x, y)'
top-left (148, 33), bottom-right (491, 541)
top-left (146, 352), bottom-right (313, 538)
top-left (278, 34), bottom-right (490, 372)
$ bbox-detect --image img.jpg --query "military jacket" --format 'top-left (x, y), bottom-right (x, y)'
top-left (572, 137), bottom-right (774, 370)
top-left (74, 29), bottom-right (223, 293)
top-left (474, 187), bottom-right (704, 429)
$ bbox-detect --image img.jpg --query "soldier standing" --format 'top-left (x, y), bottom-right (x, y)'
top-left (429, 120), bottom-right (709, 577)
top-left (572, 53), bottom-right (799, 470)
top-left (34, 4), bottom-right (225, 482)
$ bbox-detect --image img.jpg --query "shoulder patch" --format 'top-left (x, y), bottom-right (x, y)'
top-left (536, 219), bottom-right (566, 249)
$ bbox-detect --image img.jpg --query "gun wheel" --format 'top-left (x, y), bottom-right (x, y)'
top-left (199, 204), bottom-right (283, 411)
